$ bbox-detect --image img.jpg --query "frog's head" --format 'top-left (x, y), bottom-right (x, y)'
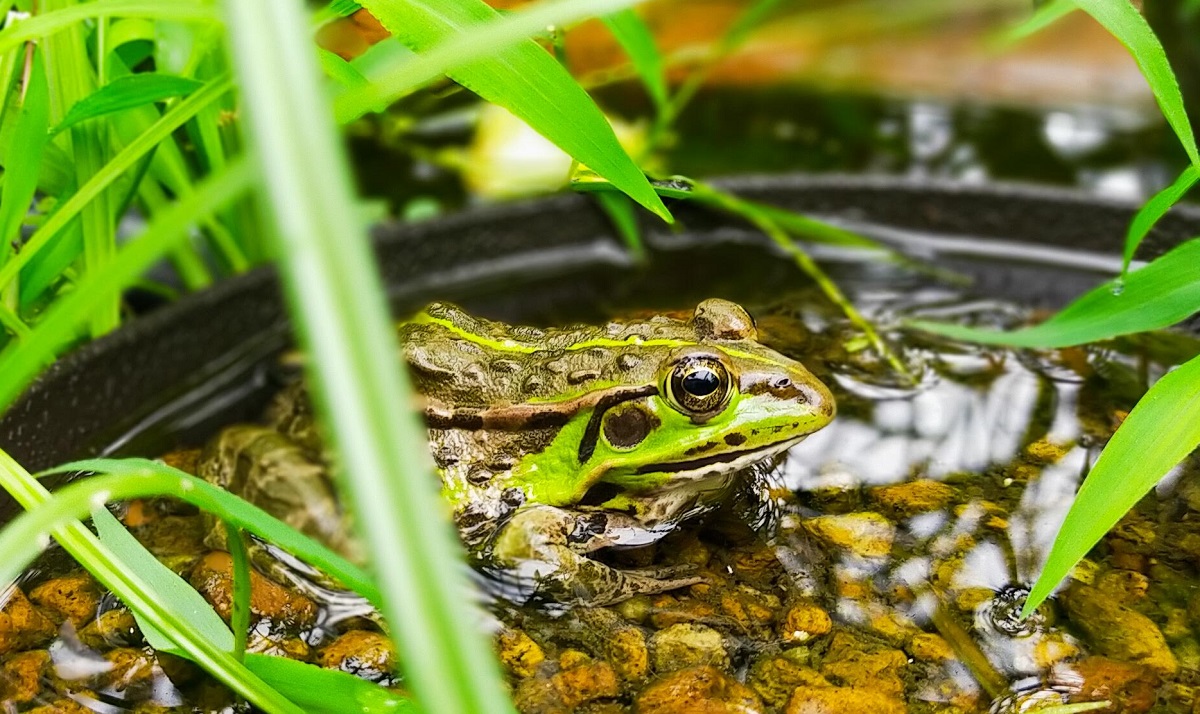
top-left (511, 299), bottom-right (834, 506)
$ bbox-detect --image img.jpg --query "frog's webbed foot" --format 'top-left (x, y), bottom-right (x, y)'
top-left (486, 505), bottom-right (701, 607)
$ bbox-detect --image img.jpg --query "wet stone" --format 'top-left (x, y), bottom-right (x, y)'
top-left (1068, 655), bottom-right (1157, 713)
top-left (318, 630), bottom-right (395, 681)
top-left (29, 572), bottom-right (100, 628)
top-left (575, 608), bottom-right (648, 681)
top-left (0, 587), bottom-right (57, 655)
top-left (804, 512), bottom-right (894, 558)
top-left (649, 623), bottom-right (729, 672)
top-left (907, 633), bottom-right (956, 663)
top-left (0, 649), bottom-right (49, 703)
top-left (78, 608), bottom-right (140, 650)
top-left (749, 652), bottom-right (829, 709)
top-left (189, 551), bottom-right (318, 631)
top-left (635, 665), bottom-right (763, 714)
top-left (497, 627), bottom-right (545, 679)
top-left (819, 631), bottom-right (908, 699)
top-left (778, 601), bottom-right (832, 644)
top-left (868, 479), bottom-right (955, 517)
top-left (786, 685), bottom-right (909, 714)
top-left (1063, 583), bottom-right (1177, 676)
top-left (130, 515), bottom-right (208, 559)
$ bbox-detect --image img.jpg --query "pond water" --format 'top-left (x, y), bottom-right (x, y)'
top-left (3, 239), bottom-right (1198, 714)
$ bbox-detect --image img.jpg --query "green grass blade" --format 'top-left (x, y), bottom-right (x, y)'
top-left (54, 73), bottom-right (204, 133)
top-left (0, 450), bottom-right (304, 714)
top-left (0, 0), bottom-right (218, 57)
top-left (220, 1), bottom-right (512, 711)
top-left (0, 44), bottom-right (49, 263)
top-left (38, 458), bottom-right (381, 606)
top-left (337, 0), bottom-right (671, 222)
top-left (999, 0), bottom-right (1076, 45)
top-left (243, 655), bottom-right (417, 713)
top-left (595, 190), bottom-right (645, 261)
top-left (0, 75), bottom-right (233, 296)
top-left (92, 506), bottom-right (235, 654)
top-left (0, 158), bottom-right (251, 412)
top-left (910, 238), bottom-right (1200, 348)
top-left (93, 505), bottom-right (409, 712)
top-left (1074, 0), bottom-right (1200, 167)
top-left (601, 9), bottom-right (667, 112)
top-left (1023, 352), bottom-right (1200, 614)
top-left (1122, 165), bottom-right (1200, 275)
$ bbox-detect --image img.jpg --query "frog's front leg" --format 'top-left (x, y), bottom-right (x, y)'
top-left (486, 505), bottom-right (702, 606)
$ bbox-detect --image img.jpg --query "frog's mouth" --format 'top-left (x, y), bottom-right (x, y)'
top-left (635, 437), bottom-right (803, 482)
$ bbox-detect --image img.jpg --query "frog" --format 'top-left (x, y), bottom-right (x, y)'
top-left (197, 299), bottom-right (835, 607)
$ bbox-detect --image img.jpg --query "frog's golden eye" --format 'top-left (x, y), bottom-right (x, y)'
top-left (665, 356), bottom-right (733, 420)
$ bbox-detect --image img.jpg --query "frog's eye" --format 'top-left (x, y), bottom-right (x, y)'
top-left (665, 356), bottom-right (733, 420)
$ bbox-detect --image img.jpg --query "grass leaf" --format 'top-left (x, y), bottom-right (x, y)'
top-left (999, 0), bottom-right (1076, 45)
top-left (601, 9), bottom-right (667, 112)
top-left (0, 158), bottom-right (251, 412)
top-left (910, 238), bottom-right (1200, 348)
top-left (1122, 165), bottom-right (1200, 275)
top-left (338, 0), bottom-right (671, 222)
top-left (243, 654), bottom-right (417, 713)
top-left (1023, 352), bottom-right (1200, 614)
top-left (0, 0), bottom-right (219, 57)
top-left (1074, 0), bottom-right (1200, 167)
top-left (0, 44), bottom-right (48, 262)
top-left (0, 450), bottom-right (304, 714)
top-left (594, 190), bottom-right (645, 261)
top-left (220, 0), bottom-right (512, 711)
top-left (54, 73), bottom-right (204, 133)
top-left (92, 507), bottom-right (234, 655)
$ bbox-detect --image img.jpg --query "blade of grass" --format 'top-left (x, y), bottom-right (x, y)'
top-left (594, 190), bottom-right (645, 262)
top-left (910, 238), bottom-right (1200, 348)
top-left (1023, 352), bottom-right (1200, 614)
top-left (0, 43), bottom-right (48, 264)
top-left (1121, 165), bottom-right (1200, 276)
top-left (998, 0), bottom-right (1076, 45)
top-left (46, 2), bottom-right (118, 336)
top-left (601, 9), bottom-right (667, 114)
top-left (98, 497), bottom-right (412, 711)
top-left (54, 73), bottom-right (203, 133)
top-left (0, 0), bottom-right (219, 57)
top-left (0, 450), bottom-right (304, 714)
top-left (337, 0), bottom-right (671, 222)
top-left (35, 459), bottom-right (380, 605)
top-left (0, 158), bottom-right (251, 412)
top-left (0, 74), bottom-right (233, 296)
top-left (225, 524), bottom-right (252, 660)
top-left (1074, 0), bottom-right (1200, 167)
top-left (221, 1), bottom-right (511, 711)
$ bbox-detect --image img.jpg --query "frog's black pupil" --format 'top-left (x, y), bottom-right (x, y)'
top-left (682, 369), bottom-right (719, 397)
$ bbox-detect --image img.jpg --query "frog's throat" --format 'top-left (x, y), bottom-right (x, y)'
top-left (422, 384), bottom-right (658, 431)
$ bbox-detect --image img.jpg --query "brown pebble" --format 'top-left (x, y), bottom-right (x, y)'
top-left (29, 573), bottom-right (100, 628)
top-left (1064, 584), bottom-right (1177, 676)
top-left (190, 552), bottom-right (317, 630)
top-left (636, 665), bottom-right (763, 713)
top-left (497, 628), bottom-right (545, 679)
top-left (0, 649), bottom-right (50, 702)
top-left (820, 632), bottom-right (908, 698)
top-left (868, 479), bottom-right (955, 517)
top-left (749, 653), bottom-right (829, 708)
top-left (778, 602), bottom-right (832, 644)
top-left (1069, 655), bottom-right (1157, 713)
top-left (786, 685), bottom-right (908, 713)
top-left (552, 660), bottom-right (619, 709)
top-left (0, 587), bottom-right (57, 655)
top-left (318, 630), bottom-right (396, 679)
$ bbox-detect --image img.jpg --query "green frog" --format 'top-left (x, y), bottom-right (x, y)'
top-left (197, 299), bottom-right (835, 606)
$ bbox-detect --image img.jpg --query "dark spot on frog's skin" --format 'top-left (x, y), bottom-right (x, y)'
top-left (486, 455), bottom-right (517, 472)
top-left (602, 405), bottom-right (658, 449)
top-left (684, 441), bottom-right (718, 456)
top-left (466, 467), bottom-right (492, 485)
top-left (522, 375), bottom-right (545, 393)
top-left (724, 433), bottom-right (747, 447)
top-left (492, 359), bottom-right (521, 373)
top-left (568, 369), bottom-right (601, 385)
top-left (578, 482), bottom-right (620, 507)
top-left (616, 353), bottom-right (641, 370)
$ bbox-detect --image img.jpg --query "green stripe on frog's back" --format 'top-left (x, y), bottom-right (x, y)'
top-left (406, 305), bottom-right (779, 365)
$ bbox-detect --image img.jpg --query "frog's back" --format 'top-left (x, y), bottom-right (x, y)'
top-left (398, 302), bottom-right (677, 407)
